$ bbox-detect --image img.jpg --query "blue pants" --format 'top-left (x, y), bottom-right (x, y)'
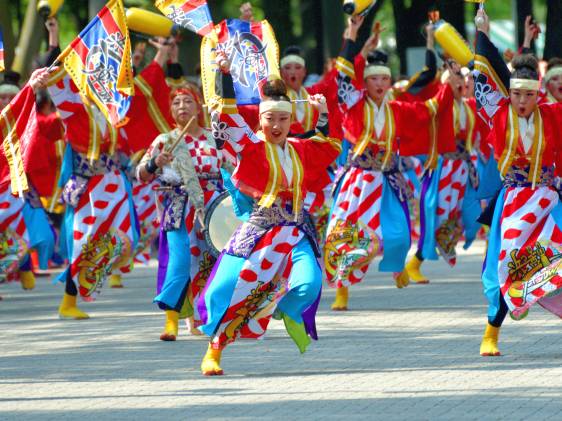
top-left (154, 221), bottom-right (191, 312)
top-left (201, 237), bottom-right (321, 336)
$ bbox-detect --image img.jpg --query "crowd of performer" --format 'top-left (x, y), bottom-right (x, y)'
top-left (2, 2), bottom-right (562, 376)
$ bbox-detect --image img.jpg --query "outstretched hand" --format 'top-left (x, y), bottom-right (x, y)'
top-left (475, 9), bottom-right (490, 35)
top-left (361, 21), bottom-right (385, 57)
top-left (150, 37), bottom-right (172, 67)
top-left (215, 50), bottom-right (231, 73)
top-left (29, 68), bottom-right (52, 91)
top-left (308, 94), bottom-right (328, 114)
top-left (347, 15), bottom-right (365, 41)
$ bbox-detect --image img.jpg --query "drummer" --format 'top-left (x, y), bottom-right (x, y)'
top-left (138, 83), bottom-right (231, 341)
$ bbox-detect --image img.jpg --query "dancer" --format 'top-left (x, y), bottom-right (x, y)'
top-left (544, 58), bottom-right (562, 104)
top-left (325, 16), bottom-right (458, 310)
top-left (474, 10), bottom-right (562, 356)
top-left (138, 83), bottom-right (229, 341)
top-left (0, 73), bottom-right (56, 289)
top-left (406, 60), bottom-right (483, 283)
top-left (34, 66), bottom-right (138, 319)
top-left (197, 54), bottom-right (339, 375)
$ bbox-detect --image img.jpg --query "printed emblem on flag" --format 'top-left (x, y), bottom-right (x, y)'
top-left (201, 19), bottom-right (280, 106)
top-left (58, 0), bottom-right (134, 126)
top-left (155, 0), bottom-right (214, 37)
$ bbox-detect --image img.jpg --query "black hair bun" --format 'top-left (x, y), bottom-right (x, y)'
top-left (367, 50), bottom-right (388, 66)
top-left (283, 45), bottom-right (303, 58)
top-left (511, 54), bottom-right (538, 73)
top-left (263, 77), bottom-right (288, 98)
top-left (2, 70), bottom-right (21, 86)
top-left (511, 54), bottom-right (539, 81)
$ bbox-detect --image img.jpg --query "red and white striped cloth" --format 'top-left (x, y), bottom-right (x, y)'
top-left (434, 158), bottom-right (469, 266)
top-left (324, 168), bottom-right (383, 287)
top-left (497, 186), bottom-right (562, 319)
top-left (132, 180), bottom-right (160, 264)
top-left (0, 184), bottom-right (29, 281)
top-left (210, 225), bottom-right (305, 348)
top-left (69, 170), bottom-right (135, 298)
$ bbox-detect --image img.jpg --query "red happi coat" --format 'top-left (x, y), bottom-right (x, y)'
top-left (341, 83), bottom-right (455, 161)
top-left (488, 101), bottom-right (562, 171)
top-left (288, 69), bottom-right (342, 139)
top-left (224, 123), bottom-right (340, 206)
top-left (120, 61), bottom-right (174, 155)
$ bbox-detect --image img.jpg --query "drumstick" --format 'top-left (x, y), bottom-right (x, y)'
top-left (166, 116), bottom-right (196, 153)
top-left (292, 97), bottom-right (327, 104)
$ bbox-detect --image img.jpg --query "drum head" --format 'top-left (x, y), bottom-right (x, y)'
top-left (204, 191), bottom-right (241, 257)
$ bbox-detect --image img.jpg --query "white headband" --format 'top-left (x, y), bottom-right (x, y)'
top-left (510, 78), bottom-right (540, 91)
top-left (0, 84), bottom-right (20, 96)
top-left (544, 67), bottom-right (562, 84)
top-left (364, 65), bottom-right (391, 79)
top-left (259, 100), bottom-right (292, 114)
top-left (281, 55), bottom-right (306, 68)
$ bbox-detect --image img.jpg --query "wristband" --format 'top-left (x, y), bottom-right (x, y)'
top-left (146, 157), bottom-right (158, 174)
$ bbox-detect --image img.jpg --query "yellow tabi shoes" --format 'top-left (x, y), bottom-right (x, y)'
top-left (405, 255), bottom-right (430, 284)
top-left (480, 323), bottom-right (501, 357)
top-left (58, 293), bottom-right (90, 320)
top-left (201, 344), bottom-right (224, 376)
top-left (393, 270), bottom-right (410, 288)
top-left (108, 274), bottom-right (124, 288)
top-left (331, 286), bottom-right (349, 311)
top-left (160, 310), bottom-right (179, 341)
top-left (19, 271), bottom-right (36, 290)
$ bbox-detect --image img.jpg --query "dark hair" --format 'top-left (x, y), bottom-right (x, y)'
top-left (367, 50), bottom-right (389, 66)
top-left (547, 57), bottom-right (562, 72)
top-left (35, 89), bottom-right (52, 109)
top-left (282, 45), bottom-right (303, 58)
top-left (262, 77), bottom-right (290, 102)
top-left (1, 70), bottom-right (21, 86)
top-left (511, 54), bottom-right (539, 80)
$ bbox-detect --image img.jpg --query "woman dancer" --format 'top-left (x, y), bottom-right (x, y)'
top-left (138, 84), bottom-right (229, 341)
top-left (325, 16), bottom-right (459, 310)
top-left (32, 66), bottom-right (138, 319)
top-left (543, 58), bottom-right (562, 104)
top-left (0, 73), bottom-right (56, 289)
top-left (196, 54), bottom-right (339, 376)
top-left (475, 10), bottom-right (562, 356)
top-left (406, 60), bottom-right (483, 283)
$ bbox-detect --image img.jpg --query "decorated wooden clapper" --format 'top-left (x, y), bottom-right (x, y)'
top-left (200, 18), bottom-right (280, 106)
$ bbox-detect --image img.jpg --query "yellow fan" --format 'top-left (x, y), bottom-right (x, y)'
top-left (37, 0), bottom-right (64, 18)
top-left (342, 0), bottom-right (377, 16)
top-left (433, 20), bottom-right (474, 67)
top-left (126, 7), bottom-right (178, 38)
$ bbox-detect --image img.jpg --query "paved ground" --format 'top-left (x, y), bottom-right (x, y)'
top-left (1, 242), bottom-right (562, 420)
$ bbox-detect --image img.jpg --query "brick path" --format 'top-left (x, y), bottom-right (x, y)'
top-left (1, 243), bottom-right (562, 420)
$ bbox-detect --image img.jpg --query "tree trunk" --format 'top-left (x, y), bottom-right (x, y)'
top-left (391, 0), bottom-right (432, 74)
top-left (321, 0), bottom-right (345, 60)
top-left (11, 0), bottom-right (43, 78)
top-left (544, 0), bottom-right (562, 60)
top-left (438, 0), bottom-right (466, 38)
top-left (515, 0), bottom-right (533, 51)
top-left (263, 0), bottom-right (295, 56)
top-left (298, 0), bottom-right (324, 74)
top-left (0, 0), bottom-right (16, 70)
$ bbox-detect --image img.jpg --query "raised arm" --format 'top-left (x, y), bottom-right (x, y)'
top-left (335, 16), bottom-right (365, 111)
top-left (210, 53), bottom-right (261, 163)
